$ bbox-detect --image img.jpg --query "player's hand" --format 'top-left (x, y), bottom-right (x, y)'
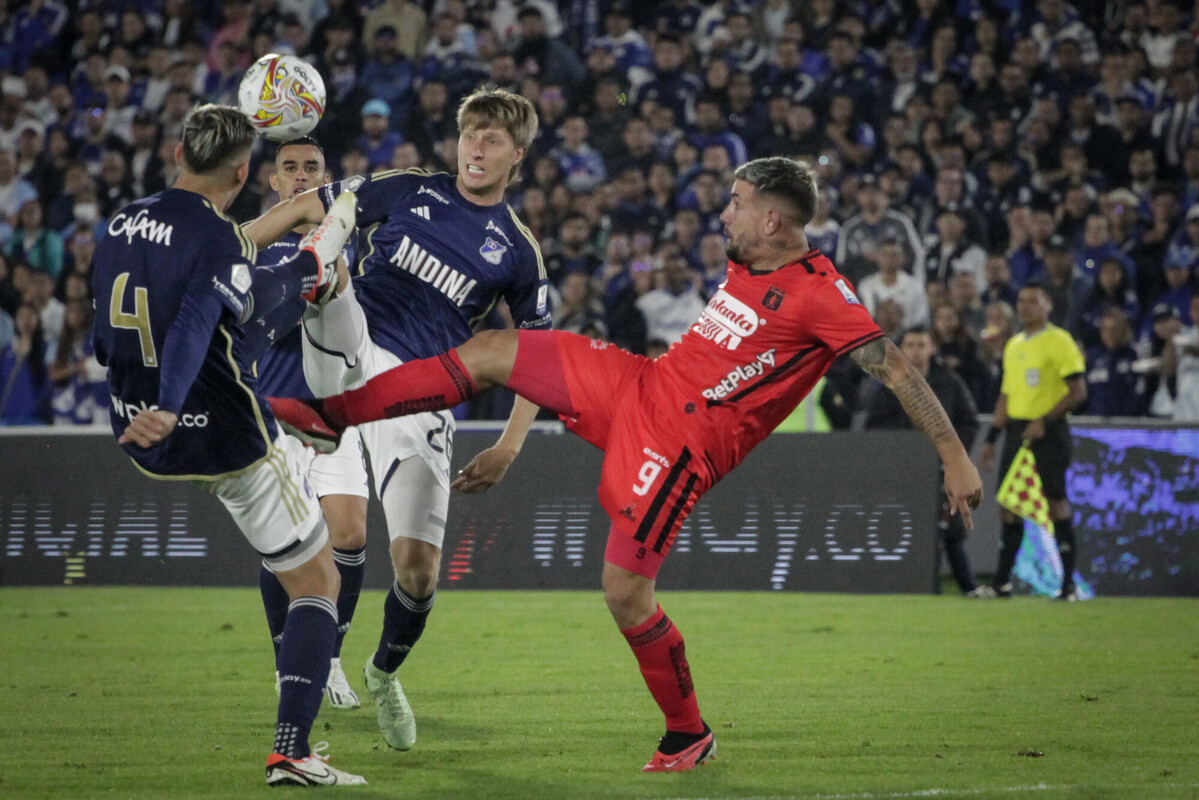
top-left (981, 441), bottom-right (996, 471)
top-left (943, 453), bottom-right (983, 531)
top-left (119, 409), bottom-right (178, 449)
top-left (451, 445), bottom-right (518, 494)
top-left (1023, 417), bottom-right (1046, 441)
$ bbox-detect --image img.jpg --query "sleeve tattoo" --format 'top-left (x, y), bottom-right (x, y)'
top-left (850, 338), bottom-right (960, 448)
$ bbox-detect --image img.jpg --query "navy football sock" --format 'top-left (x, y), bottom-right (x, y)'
top-left (372, 581), bottom-right (434, 673)
top-left (259, 564), bottom-right (290, 662)
top-left (275, 596), bottom-right (337, 759)
top-left (332, 546), bottom-right (366, 657)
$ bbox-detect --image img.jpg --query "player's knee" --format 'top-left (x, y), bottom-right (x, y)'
top-left (602, 568), bottom-right (654, 628)
top-left (326, 511), bottom-right (368, 549)
top-left (391, 540), bottom-right (441, 598)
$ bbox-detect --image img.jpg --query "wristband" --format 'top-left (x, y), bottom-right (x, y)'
top-left (985, 426), bottom-right (1001, 444)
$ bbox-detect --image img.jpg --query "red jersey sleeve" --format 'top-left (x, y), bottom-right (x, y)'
top-left (802, 275), bottom-right (884, 356)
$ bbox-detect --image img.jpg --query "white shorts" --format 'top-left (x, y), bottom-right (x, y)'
top-left (204, 433), bottom-right (327, 572)
top-left (307, 425), bottom-right (370, 500)
top-left (302, 284), bottom-right (453, 547)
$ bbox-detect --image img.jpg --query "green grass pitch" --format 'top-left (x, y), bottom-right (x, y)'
top-left (2, 587), bottom-right (1196, 799)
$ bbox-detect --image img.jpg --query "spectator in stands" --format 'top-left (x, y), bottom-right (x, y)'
top-left (978, 299), bottom-right (1015, 413)
top-left (357, 99), bottom-right (402, 169)
top-left (947, 270), bottom-right (985, 338)
top-left (980, 253), bottom-right (1018, 309)
top-left (1152, 67), bottom-right (1199, 175)
top-left (420, 11), bottom-right (486, 105)
top-left (634, 33), bottom-right (702, 127)
top-left (361, 26), bottom-right (416, 129)
top-left (1085, 307), bottom-right (1145, 417)
top-left (0, 149), bottom-right (37, 234)
top-left (836, 172), bottom-right (925, 288)
top-left (931, 301), bottom-right (985, 404)
top-left (552, 271), bottom-right (607, 338)
top-left (858, 237), bottom-right (929, 330)
top-left (48, 297), bottom-right (106, 426)
top-left (512, 6), bottom-right (585, 99)
top-left (696, 231), bottom-right (726, 299)
top-left (1078, 257), bottom-right (1141, 351)
top-left (635, 250), bottom-right (705, 347)
top-left (403, 78), bottom-right (451, 166)
top-left (550, 115), bottom-right (606, 194)
top-left (97, 151), bottom-right (136, 218)
top-left (590, 2), bottom-right (652, 86)
top-left (363, 0), bottom-right (427, 62)
top-left (1041, 233), bottom-right (1092, 339)
top-left (823, 91), bottom-right (875, 169)
top-left (925, 203), bottom-right (986, 292)
top-left (804, 183), bottom-right (839, 257)
top-left (545, 212), bottom-right (601, 288)
top-left (1161, 294), bottom-right (1199, 422)
top-left (1076, 212), bottom-right (1137, 283)
top-left (917, 165), bottom-right (987, 247)
top-left (0, 303), bottom-right (50, 426)
top-left (4, 199), bottom-right (63, 282)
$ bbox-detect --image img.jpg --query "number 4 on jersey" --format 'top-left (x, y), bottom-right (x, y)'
top-left (110, 272), bottom-right (158, 367)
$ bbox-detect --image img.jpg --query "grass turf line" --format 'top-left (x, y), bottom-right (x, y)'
top-left (1, 587), bottom-right (1196, 799)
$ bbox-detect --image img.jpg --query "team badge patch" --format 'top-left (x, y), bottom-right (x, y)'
top-left (480, 237), bottom-right (506, 265)
top-left (231, 263), bottom-right (252, 293)
top-left (762, 286), bottom-right (785, 310)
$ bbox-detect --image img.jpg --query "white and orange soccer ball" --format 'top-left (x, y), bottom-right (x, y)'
top-left (238, 53), bottom-right (326, 141)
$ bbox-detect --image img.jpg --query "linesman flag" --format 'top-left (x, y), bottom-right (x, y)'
top-left (996, 442), bottom-right (1052, 529)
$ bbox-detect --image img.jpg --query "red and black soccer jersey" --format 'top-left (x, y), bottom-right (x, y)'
top-left (645, 250), bottom-right (883, 477)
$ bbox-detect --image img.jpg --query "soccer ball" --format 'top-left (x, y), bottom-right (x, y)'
top-left (238, 53), bottom-right (326, 141)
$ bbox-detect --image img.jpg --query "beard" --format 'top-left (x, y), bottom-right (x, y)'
top-left (725, 240), bottom-right (744, 265)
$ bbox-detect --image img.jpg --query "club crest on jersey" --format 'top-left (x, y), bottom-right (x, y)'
top-left (834, 278), bottom-right (861, 305)
top-left (231, 263), bottom-right (252, 292)
top-left (480, 237), bottom-right (506, 265)
top-left (762, 286), bottom-right (785, 311)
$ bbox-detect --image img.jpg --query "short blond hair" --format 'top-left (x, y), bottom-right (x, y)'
top-left (457, 86), bottom-right (539, 179)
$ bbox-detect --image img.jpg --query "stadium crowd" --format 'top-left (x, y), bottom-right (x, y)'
top-left (0, 0), bottom-right (1197, 426)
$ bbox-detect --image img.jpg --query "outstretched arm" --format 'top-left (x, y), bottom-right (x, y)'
top-left (452, 396), bottom-right (539, 494)
top-left (850, 337), bottom-right (983, 528)
top-left (243, 187), bottom-right (328, 249)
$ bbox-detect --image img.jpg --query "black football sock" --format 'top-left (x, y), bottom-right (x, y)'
top-left (275, 596), bottom-right (337, 759)
top-left (994, 520), bottom-right (1024, 587)
top-left (1054, 517), bottom-right (1077, 590)
top-left (372, 581), bottom-right (434, 673)
top-left (259, 564), bottom-right (289, 662)
top-left (332, 546), bottom-right (365, 657)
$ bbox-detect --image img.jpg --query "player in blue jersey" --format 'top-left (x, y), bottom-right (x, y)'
top-left (248, 86), bottom-right (551, 752)
top-left (252, 137), bottom-right (370, 712)
top-left (91, 104), bottom-right (366, 787)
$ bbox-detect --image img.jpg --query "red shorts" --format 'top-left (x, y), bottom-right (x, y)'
top-left (512, 331), bottom-right (715, 568)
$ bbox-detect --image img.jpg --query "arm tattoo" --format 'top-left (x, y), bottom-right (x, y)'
top-left (851, 338), bottom-right (959, 447)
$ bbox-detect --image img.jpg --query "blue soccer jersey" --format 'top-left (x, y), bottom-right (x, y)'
top-left (92, 189), bottom-right (278, 478)
top-left (318, 170), bottom-right (551, 361)
top-left (253, 231), bottom-right (312, 400)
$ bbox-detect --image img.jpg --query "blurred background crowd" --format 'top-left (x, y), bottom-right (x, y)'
top-left (0, 0), bottom-right (1196, 427)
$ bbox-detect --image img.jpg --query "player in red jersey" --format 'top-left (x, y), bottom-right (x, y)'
top-left (274, 157), bottom-right (984, 771)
